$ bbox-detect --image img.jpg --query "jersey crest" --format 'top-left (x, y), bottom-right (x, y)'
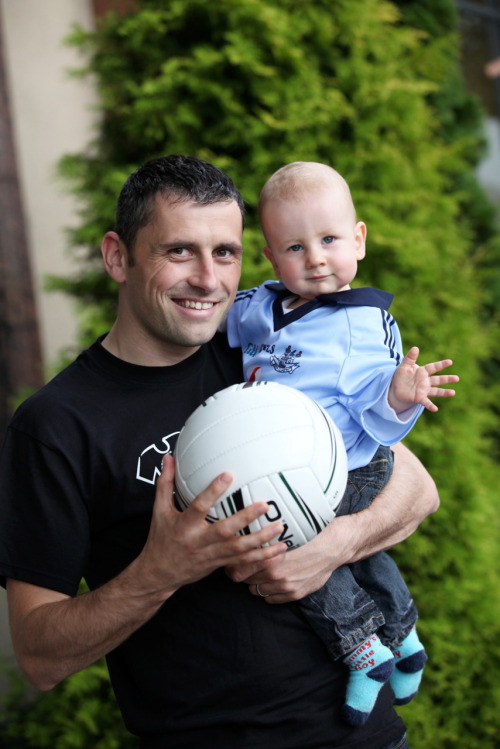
top-left (270, 345), bottom-right (302, 374)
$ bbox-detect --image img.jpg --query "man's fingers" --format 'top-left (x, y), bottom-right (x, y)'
top-left (226, 537), bottom-right (287, 567)
top-left (181, 474), bottom-right (288, 563)
top-left (216, 500), bottom-right (279, 537)
top-left (152, 455), bottom-right (177, 517)
top-left (228, 553), bottom-right (284, 584)
top-left (186, 472), bottom-right (287, 541)
top-left (211, 509), bottom-right (287, 550)
top-left (203, 522), bottom-right (286, 570)
top-left (158, 454), bottom-right (175, 486)
top-left (186, 472), bottom-right (233, 518)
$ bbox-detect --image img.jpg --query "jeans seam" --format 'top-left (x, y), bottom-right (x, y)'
top-left (327, 613), bottom-right (386, 659)
top-left (392, 733), bottom-right (408, 749)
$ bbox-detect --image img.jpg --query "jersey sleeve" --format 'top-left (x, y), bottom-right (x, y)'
top-left (335, 309), bottom-right (423, 445)
top-left (225, 288), bottom-right (257, 348)
top-left (0, 426), bottom-right (90, 596)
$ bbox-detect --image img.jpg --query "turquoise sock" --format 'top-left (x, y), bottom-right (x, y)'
top-left (390, 627), bottom-right (428, 705)
top-left (341, 635), bottom-right (395, 727)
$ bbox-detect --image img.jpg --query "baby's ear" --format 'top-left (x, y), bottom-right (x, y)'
top-left (263, 247), bottom-right (280, 278)
top-left (355, 222), bottom-right (367, 260)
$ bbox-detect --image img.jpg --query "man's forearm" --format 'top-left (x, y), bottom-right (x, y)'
top-left (7, 557), bottom-right (169, 691)
top-left (228, 442), bottom-right (439, 603)
top-left (8, 460), bottom-right (288, 691)
top-left (326, 441), bottom-right (439, 567)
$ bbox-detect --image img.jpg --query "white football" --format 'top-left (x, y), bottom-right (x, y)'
top-left (174, 381), bottom-right (348, 549)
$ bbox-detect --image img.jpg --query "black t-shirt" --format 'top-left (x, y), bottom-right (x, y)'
top-left (0, 335), bottom-right (405, 748)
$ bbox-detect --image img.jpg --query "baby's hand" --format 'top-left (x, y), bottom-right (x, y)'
top-left (389, 346), bottom-right (459, 413)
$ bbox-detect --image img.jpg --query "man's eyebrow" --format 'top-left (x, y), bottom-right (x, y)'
top-left (155, 239), bottom-right (195, 249)
top-left (215, 242), bottom-right (243, 254)
top-left (153, 240), bottom-right (243, 254)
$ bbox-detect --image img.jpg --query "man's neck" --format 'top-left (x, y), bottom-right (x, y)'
top-left (101, 325), bottom-right (200, 367)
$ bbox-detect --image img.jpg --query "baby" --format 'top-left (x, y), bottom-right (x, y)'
top-left (224, 162), bottom-right (458, 726)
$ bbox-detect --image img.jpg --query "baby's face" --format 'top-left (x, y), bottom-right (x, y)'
top-left (261, 186), bottom-right (366, 306)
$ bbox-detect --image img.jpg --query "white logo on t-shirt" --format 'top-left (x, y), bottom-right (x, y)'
top-left (136, 432), bottom-right (180, 485)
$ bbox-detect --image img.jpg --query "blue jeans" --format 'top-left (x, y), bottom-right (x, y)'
top-left (300, 446), bottom-right (418, 659)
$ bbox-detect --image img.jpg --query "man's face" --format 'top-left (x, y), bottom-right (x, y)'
top-left (119, 196), bottom-right (243, 363)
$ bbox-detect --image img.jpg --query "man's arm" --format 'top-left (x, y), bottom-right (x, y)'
top-left (7, 457), bottom-right (287, 691)
top-left (227, 442), bottom-right (439, 603)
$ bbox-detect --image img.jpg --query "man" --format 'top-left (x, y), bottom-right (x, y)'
top-left (0, 155), bottom-right (438, 749)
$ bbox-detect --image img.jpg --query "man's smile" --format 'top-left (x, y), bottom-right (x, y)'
top-left (175, 299), bottom-right (217, 310)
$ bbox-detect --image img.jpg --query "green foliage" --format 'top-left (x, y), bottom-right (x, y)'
top-left (393, 0), bottom-right (500, 462)
top-left (58, 0), bottom-right (458, 332)
top-left (20, 0), bottom-right (498, 746)
top-left (0, 658), bottom-right (137, 748)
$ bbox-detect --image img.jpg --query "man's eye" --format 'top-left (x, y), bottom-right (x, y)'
top-left (169, 247), bottom-right (189, 257)
top-left (323, 236), bottom-right (336, 245)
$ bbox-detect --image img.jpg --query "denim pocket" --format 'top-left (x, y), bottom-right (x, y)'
top-left (338, 445), bottom-right (394, 515)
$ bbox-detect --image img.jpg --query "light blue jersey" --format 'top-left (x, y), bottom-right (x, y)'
top-left (226, 282), bottom-right (422, 471)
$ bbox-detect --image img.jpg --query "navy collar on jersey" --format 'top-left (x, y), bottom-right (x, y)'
top-left (264, 282), bottom-right (394, 332)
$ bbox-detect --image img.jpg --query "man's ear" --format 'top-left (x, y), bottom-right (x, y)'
top-left (101, 231), bottom-right (128, 283)
top-left (263, 246), bottom-right (280, 278)
top-left (355, 222), bottom-right (367, 260)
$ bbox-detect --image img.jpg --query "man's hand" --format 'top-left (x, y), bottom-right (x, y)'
top-left (8, 455), bottom-right (287, 691)
top-left (137, 454), bottom-right (288, 597)
top-left (227, 442), bottom-right (439, 603)
top-left (389, 346), bottom-right (459, 413)
top-left (228, 525), bottom-right (348, 603)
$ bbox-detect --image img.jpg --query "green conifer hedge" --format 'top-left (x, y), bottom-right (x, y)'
top-left (3, 1), bottom-right (499, 747)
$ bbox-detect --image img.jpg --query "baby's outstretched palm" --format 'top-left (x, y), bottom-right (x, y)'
top-left (389, 346), bottom-right (459, 413)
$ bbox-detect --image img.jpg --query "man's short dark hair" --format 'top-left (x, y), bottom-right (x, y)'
top-left (115, 154), bottom-right (245, 255)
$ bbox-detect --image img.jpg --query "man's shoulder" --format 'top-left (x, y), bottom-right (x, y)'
top-left (9, 343), bottom-right (100, 437)
top-left (207, 332), bottom-right (244, 382)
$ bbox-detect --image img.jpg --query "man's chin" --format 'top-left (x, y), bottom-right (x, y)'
top-left (172, 320), bottom-right (222, 349)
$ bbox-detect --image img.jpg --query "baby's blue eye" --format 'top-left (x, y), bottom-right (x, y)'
top-left (288, 244), bottom-right (303, 252)
top-left (323, 236), bottom-right (335, 245)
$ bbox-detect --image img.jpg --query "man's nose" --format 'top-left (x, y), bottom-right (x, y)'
top-left (190, 256), bottom-right (219, 291)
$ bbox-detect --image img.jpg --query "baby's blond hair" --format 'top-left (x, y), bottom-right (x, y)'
top-left (258, 161), bottom-right (356, 220)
